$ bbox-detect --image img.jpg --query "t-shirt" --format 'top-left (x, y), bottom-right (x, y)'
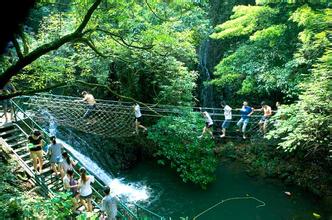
top-left (63, 176), bottom-right (78, 195)
top-left (28, 135), bottom-right (43, 151)
top-left (134, 104), bottom-right (142, 118)
top-left (204, 112), bottom-right (213, 125)
top-left (224, 105), bottom-right (232, 120)
top-left (63, 176), bottom-right (70, 189)
top-left (79, 176), bottom-right (95, 196)
top-left (48, 143), bottom-right (63, 163)
top-left (240, 106), bottom-right (253, 119)
top-left (61, 160), bottom-right (73, 172)
top-left (101, 195), bottom-right (120, 219)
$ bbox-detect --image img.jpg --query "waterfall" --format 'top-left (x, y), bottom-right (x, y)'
top-left (43, 110), bottom-right (150, 203)
top-left (198, 39), bottom-right (214, 108)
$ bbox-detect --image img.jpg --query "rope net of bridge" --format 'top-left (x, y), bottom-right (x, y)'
top-left (13, 93), bottom-right (271, 138)
top-left (18, 94), bottom-right (137, 138)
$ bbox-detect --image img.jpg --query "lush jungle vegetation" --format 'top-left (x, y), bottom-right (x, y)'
top-left (0, 0), bottom-right (331, 216)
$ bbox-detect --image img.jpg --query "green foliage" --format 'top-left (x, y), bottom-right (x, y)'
top-left (0, 159), bottom-right (74, 219)
top-left (15, 192), bottom-right (74, 219)
top-left (210, 4), bottom-right (330, 101)
top-left (210, 6), bottom-right (278, 39)
top-left (148, 112), bottom-right (218, 188)
top-left (268, 48), bottom-right (331, 158)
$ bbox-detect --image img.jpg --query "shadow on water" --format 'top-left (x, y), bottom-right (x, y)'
top-left (122, 160), bottom-right (328, 220)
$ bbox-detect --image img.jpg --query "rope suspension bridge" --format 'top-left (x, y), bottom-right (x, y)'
top-left (12, 93), bottom-right (274, 138)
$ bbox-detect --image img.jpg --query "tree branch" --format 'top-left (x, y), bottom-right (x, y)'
top-left (144, 0), bottom-right (168, 21)
top-left (0, 83), bottom-right (68, 100)
top-left (78, 38), bottom-right (109, 58)
top-left (95, 28), bottom-right (153, 50)
top-left (0, 0), bottom-right (102, 89)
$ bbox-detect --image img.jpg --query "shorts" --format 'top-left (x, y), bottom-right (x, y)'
top-left (259, 116), bottom-right (270, 123)
top-left (50, 156), bottom-right (63, 164)
top-left (205, 122), bottom-right (213, 128)
top-left (30, 150), bottom-right (43, 159)
top-left (83, 105), bottom-right (96, 118)
top-left (80, 193), bottom-right (92, 199)
top-left (222, 119), bottom-right (231, 129)
top-left (135, 116), bottom-right (142, 123)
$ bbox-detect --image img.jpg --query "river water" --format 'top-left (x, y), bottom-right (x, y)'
top-left (43, 118), bottom-right (328, 219)
top-left (122, 160), bottom-right (327, 220)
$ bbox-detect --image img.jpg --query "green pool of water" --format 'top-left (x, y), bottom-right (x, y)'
top-left (123, 160), bottom-right (328, 220)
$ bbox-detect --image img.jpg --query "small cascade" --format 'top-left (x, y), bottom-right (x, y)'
top-left (43, 110), bottom-right (150, 203)
top-left (198, 39), bottom-right (214, 108)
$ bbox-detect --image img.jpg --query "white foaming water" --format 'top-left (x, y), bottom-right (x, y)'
top-left (59, 140), bottom-right (150, 202)
top-left (43, 109), bottom-right (150, 203)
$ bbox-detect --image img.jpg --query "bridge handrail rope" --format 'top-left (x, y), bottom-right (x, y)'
top-left (26, 93), bottom-right (277, 114)
top-left (11, 99), bottom-right (143, 220)
top-left (10, 93), bottom-right (276, 141)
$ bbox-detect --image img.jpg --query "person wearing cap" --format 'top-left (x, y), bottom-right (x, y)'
top-left (28, 130), bottom-right (44, 174)
top-left (100, 186), bottom-right (120, 220)
top-left (48, 136), bottom-right (64, 177)
top-left (78, 167), bottom-right (94, 212)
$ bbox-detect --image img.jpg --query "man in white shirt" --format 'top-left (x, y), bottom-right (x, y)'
top-left (220, 101), bottom-right (232, 138)
top-left (133, 103), bottom-right (147, 134)
top-left (198, 111), bottom-right (214, 139)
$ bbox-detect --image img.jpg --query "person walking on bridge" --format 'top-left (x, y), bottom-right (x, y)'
top-left (258, 101), bottom-right (272, 135)
top-left (133, 103), bottom-right (147, 134)
top-left (198, 111), bottom-right (214, 139)
top-left (220, 101), bottom-right (232, 138)
top-left (79, 91), bottom-right (96, 119)
top-left (236, 101), bottom-right (253, 139)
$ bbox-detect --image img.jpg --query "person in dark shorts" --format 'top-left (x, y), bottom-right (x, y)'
top-left (220, 101), bottom-right (232, 138)
top-left (258, 101), bottom-right (272, 134)
top-left (0, 81), bottom-right (16, 123)
top-left (198, 111), bottom-right (214, 139)
top-left (79, 91), bottom-right (96, 119)
top-left (28, 130), bottom-right (44, 174)
top-left (78, 167), bottom-right (94, 212)
top-left (133, 103), bottom-right (147, 134)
